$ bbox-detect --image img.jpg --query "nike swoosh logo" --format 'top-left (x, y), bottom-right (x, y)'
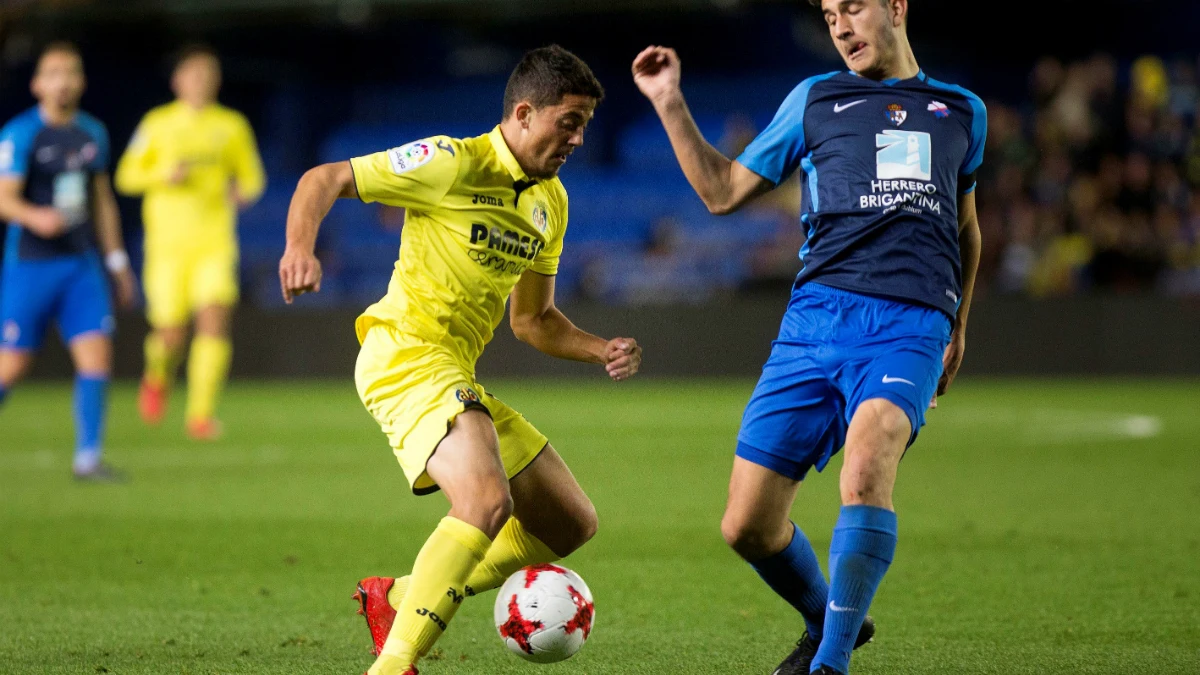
top-left (834, 99), bottom-right (867, 113)
top-left (829, 600), bottom-right (858, 612)
top-left (882, 375), bottom-right (916, 386)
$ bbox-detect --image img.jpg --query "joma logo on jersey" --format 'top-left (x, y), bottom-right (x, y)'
top-left (472, 194), bottom-right (504, 207)
top-left (469, 223), bottom-right (545, 261)
top-left (876, 130), bottom-right (931, 181)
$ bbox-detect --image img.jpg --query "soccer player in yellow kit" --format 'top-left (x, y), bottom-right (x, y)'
top-left (115, 45), bottom-right (265, 440)
top-left (279, 46), bottom-right (641, 675)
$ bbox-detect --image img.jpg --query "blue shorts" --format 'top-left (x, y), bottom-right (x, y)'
top-left (736, 283), bottom-right (952, 481)
top-left (1, 253), bottom-right (114, 350)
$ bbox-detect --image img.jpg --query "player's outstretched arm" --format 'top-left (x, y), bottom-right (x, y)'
top-left (279, 161), bottom-right (356, 304)
top-left (632, 46), bottom-right (770, 215)
top-left (91, 173), bottom-right (138, 309)
top-left (509, 270), bottom-right (642, 382)
top-left (937, 191), bottom-right (981, 400)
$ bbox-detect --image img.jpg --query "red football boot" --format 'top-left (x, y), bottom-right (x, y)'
top-left (186, 418), bottom-right (224, 442)
top-left (138, 379), bottom-right (168, 425)
top-left (353, 577), bottom-right (398, 656)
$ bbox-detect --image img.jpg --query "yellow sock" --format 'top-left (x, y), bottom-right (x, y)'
top-left (386, 517), bottom-right (558, 610)
top-left (185, 335), bottom-right (231, 423)
top-left (143, 333), bottom-right (182, 387)
top-left (370, 516), bottom-right (492, 674)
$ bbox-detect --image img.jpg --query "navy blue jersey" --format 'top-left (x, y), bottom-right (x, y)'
top-left (737, 70), bottom-right (986, 318)
top-left (0, 106), bottom-right (110, 261)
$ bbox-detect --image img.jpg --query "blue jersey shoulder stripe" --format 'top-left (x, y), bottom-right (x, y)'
top-left (736, 71), bottom-right (840, 186)
top-left (74, 111), bottom-right (111, 169)
top-left (925, 76), bottom-right (987, 178)
top-left (0, 107), bottom-right (45, 177)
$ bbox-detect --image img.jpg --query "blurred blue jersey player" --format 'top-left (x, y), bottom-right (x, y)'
top-left (0, 42), bottom-right (138, 480)
top-left (634, 1), bottom-right (985, 673)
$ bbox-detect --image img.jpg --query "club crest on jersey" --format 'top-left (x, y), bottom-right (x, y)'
top-left (532, 201), bottom-right (549, 234)
top-left (928, 101), bottom-right (950, 118)
top-left (387, 140), bottom-right (435, 175)
top-left (455, 386), bottom-right (481, 405)
top-left (886, 104), bottom-right (907, 126)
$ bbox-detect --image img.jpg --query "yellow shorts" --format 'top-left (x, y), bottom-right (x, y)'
top-left (143, 248), bottom-right (239, 328)
top-left (355, 322), bottom-right (548, 495)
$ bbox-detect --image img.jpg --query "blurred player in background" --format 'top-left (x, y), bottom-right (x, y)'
top-left (0, 42), bottom-right (137, 480)
top-left (635, 0), bottom-right (986, 673)
top-left (280, 45), bottom-right (640, 675)
top-left (115, 44), bottom-right (265, 441)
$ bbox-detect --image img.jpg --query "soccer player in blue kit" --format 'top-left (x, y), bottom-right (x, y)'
top-left (0, 42), bottom-right (137, 480)
top-left (634, 1), bottom-right (984, 673)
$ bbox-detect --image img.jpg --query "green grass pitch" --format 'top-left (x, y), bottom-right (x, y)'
top-left (2, 378), bottom-right (1199, 674)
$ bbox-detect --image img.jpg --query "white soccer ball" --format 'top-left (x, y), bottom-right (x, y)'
top-left (494, 564), bottom-right (595, 663)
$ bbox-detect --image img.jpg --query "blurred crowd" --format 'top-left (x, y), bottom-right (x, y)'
top-left (977, 54), bottom-right (1200, 297)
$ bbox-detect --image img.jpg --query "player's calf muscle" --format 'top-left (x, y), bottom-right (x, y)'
top-left (511, 446), bottom-right (598, 556)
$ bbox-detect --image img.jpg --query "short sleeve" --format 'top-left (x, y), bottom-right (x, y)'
top-left (350, 136), bottom-right (462, 211)
top-left (0, 119), bottom-right (35, 178)
top-left (529, 187), bottom-right (567, 276)
top-left (90, 121), bottom-right (111, 170)
top-left (959, 95), bottom-right (988, 194)
top-left (736, 74), bottom-right (833, 186)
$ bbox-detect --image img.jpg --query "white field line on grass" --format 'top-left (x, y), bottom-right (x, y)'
top-left (938, 407), bottom-right (1163, 445)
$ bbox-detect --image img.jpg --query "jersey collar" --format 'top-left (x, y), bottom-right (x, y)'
top-left (849, 69), bottom-right (927, 87)
top-left (488, 125), bottom-right (529, 181)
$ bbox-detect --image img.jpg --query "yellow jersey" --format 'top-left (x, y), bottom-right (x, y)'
top-left (115, 100), bottom-right (265, 255)
top-left (350, 126), bottom-right (568, 370)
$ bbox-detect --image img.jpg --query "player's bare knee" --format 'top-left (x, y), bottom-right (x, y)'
top-left (721, 514), bottom-right (777, 560)
top-left (463, 485), bottom-right (513, 539)
top-left (568, 499), bottom-right (599, 552)
top-left (0, 352), bottom-right (33, 387)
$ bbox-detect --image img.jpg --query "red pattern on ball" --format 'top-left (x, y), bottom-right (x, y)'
top-left (564, 585), bottom-right (595, 639)
top-left (523, 563), bottom-right (566, 588)
top-left (498, 594), bottom-right (543, 654)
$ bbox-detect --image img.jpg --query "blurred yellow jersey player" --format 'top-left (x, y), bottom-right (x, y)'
top-left (280, 46), bottom-right (641, 675)
top-left (115, 45), bottom-right (264, 441)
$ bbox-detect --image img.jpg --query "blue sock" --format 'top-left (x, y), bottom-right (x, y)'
top-left (812, 506), bottom-right (898, 674)
top-left (749, 523), bottom-right (830, 640)
top-left (0, 384), bottom-right (8, 407)
top-left (73, 374), bottom-right (108, 471)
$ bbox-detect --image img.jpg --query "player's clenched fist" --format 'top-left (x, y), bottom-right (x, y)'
top-left (279, 247), bottom-right (322, 304)
top-left (632, 46), bottom-right (682, 106)
top-left (603, 338), bottom-right (642, 382)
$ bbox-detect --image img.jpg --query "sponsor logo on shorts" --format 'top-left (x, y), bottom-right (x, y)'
top-left (455, 386), bottom-right (481, 405)
top-left (2, 320), bottom-right (19, 345)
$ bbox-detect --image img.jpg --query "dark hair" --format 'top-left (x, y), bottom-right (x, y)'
top-left (38, 40), bottom-right (82, 64)
top-left (173, 43), bottom-right (220, 72)
top-left (502, 45), bottom-right (604, 119)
